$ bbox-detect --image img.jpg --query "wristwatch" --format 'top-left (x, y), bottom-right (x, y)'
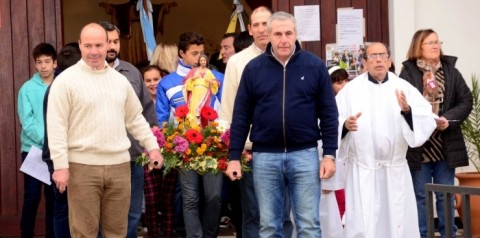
top-left (323, 155), bottom-right (335, 162)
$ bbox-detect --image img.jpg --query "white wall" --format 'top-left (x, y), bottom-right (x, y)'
top-left (390, 0), bottom-right (480, 174)
top-left (389, 0), bottom-right (480, 80)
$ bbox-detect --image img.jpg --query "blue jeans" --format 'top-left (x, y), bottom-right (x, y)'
top-left (21, 152), bottom-right (55, 238)
top-left (179, 169), bottom-right (223, 238)
top-left (127, 161), bottom-right (144, 238)
top-left (175, 179), bottom-right (185, 230)
top-left (239, 170), bottom-right (260, 238)
top-left (52, 184), bottom-right (71, 238)
top-left (411, 159), bottom-right (456, 238)
top-left (240, 163), bottom-right (293, 238)
top-left (47, 161), bottom-right (71, 238)
top-left (253, 148), bottom-right (321, 238)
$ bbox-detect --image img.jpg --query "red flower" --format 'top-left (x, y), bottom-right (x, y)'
top-left (201, 106), bottom-right (218, 121)
top-left (200, 106), bottom-right (218, 127)
top-left (175, 105), bottom-right (189, 118)
top-left (185, 129), bottom-right (204, 144)
top-left (218, 158), bottom-right (228, 171)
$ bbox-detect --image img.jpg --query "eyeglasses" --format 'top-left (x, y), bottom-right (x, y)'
top-left (366, 53), bottom-right (389, 60)
top-left (423, 40), bottom-right (443, 46)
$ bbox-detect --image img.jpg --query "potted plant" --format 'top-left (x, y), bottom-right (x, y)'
top-left (460, 74), bottom-right (480, 171)
top-left (456, 74), bottom-right (480, 236)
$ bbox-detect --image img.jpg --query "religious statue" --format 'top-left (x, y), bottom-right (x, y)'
top-left (182, 53), bottom-right (220, 125)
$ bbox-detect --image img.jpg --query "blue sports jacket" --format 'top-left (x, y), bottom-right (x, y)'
top-left (156, 60), bottom-right (224, 124)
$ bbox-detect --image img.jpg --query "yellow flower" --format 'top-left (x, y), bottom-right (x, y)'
top-left (191, 124), bottom-right (201, 132)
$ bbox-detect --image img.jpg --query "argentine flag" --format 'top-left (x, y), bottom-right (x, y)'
top-left (137, 0), bottom-right (156, 60)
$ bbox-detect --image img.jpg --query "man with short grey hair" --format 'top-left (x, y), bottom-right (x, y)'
top-left (226, 11), bottom-right (338, 237)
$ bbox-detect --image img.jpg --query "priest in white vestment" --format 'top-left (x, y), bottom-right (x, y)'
top-left (335, 43), bottom-right (436, 238)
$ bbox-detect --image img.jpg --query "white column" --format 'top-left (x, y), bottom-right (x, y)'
top-left (388, 0), bottom-right (416, 75)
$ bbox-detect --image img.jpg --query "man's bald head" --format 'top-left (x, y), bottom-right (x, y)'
top-left (79, 23), bottom-right (107, 43)
top-left (248, 6), bottom-right (273, 50)
top-left (78, 23), bottom-right (108, 70)
top-left (250, 6), bottom-right (273, 22)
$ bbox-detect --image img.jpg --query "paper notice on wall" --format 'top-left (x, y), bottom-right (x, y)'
top-left (337, 8), bottom-right (364, 45)
top-left (294, 5), bottom-right (320, 42)
top-left (20, 146), bottom-right (52, 185)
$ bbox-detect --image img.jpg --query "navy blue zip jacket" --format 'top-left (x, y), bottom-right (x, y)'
top-left (229, 41), bottom-right (339, 161)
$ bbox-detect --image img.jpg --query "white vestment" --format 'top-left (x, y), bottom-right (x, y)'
top-left (335, 72), bottom-right (436, 238)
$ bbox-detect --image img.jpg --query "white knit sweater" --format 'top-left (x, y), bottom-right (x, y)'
top-left (218, 43), bottom-right (263, 150)
top-left (47, 59), bottom-right (159, 170)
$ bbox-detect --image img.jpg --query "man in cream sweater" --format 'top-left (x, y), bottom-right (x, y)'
top-left (47, 23), bottom-right (163, 237)
top-left (99, 20), bottom-right (156, 238)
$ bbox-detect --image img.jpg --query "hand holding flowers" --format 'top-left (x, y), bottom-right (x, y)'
top-left (137, 105), bottom-right (251, 176)
top-left (147, 149), bottom-right (164, 171)
top-left (225, 160), bottom-right (242, 180)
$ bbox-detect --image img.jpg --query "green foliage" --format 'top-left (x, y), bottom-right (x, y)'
top-left (461, 75), bottom-right (480, 171)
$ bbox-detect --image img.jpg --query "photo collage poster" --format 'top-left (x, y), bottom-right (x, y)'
top-left (325, 43), bottom-right (367, 80)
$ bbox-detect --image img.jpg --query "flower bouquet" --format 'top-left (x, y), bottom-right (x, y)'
top-left (137, 105), bottom-right (251, 175)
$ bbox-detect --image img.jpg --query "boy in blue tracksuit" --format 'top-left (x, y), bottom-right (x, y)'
top-left (17, 42), bottom-right (57, 238)
top-left (155, 32), bottom-right (224, 238)
top-left (156, 35), bottom-right (223, 123)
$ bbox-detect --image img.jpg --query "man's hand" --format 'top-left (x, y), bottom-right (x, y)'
top-left (345, 112), bottom-right (362, 131)
top-left (319, 156), bottom-right (336, 179)
top-left (225, 160), bottom-right (242, 181)
top-left (52, 168), bottom-right (69, 194)
top-left (435, 116), bottom-right (449, 131)
top-left (396, 89), bottom-right (410, 112)
top-left (148, 149), bottom-right (164, 171)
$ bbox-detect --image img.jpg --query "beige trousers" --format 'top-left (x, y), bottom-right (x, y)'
top-left (68, 162), bottom-right (131, 238)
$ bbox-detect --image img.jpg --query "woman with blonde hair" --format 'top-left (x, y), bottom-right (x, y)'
top-left (144, 42), bottom-right (180, 238)
top-left (150, 43), bottom-right (179, 76)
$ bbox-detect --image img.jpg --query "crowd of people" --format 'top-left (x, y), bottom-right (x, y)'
top-left (17, 5), bottom-right (472, 238)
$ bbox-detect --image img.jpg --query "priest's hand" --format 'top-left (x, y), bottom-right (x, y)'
top-left (226, 160), bottom-right (242, 181)
top-left (396, 89), bottom-right (410, 112)
top-left (345, 112), bottom-right (362, 131)
top-left (319, 156), bottom-right (336, 179)
top-left (148, 149), bottom-right (164, 171)
top-left (52, 168), bottom-right (69, 194)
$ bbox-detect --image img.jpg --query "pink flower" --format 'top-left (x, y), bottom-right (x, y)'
top-left (152, 126), bottom-right (166, 147)
top-left (173, 136), bottom-right (189, 153)
top-left (219, 129), bottom-right (231, 148)
top-left (242, 150), bottom-right (253, 162)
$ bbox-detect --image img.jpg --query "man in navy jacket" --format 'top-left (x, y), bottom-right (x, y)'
top-left (226, 11), bottom-right (338, 237)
